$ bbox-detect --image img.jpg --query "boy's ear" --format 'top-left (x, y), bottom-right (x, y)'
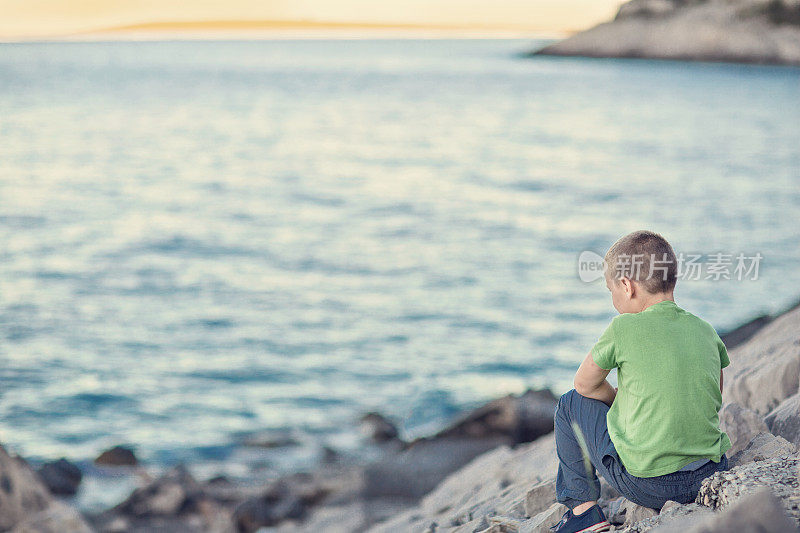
top-left (620, 277), bottom-right (635, 299)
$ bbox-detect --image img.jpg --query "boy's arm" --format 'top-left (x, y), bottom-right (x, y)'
top-left (720, 369), bottom-right (723, 395)
top-left (574, 351), bottom-right (616, 406)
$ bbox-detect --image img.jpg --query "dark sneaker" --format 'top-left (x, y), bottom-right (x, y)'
top-left (549, 504), bottom-right (611, 533)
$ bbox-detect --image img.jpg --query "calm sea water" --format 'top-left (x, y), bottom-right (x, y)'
top-left (1, 39), bottom-right (799, 479)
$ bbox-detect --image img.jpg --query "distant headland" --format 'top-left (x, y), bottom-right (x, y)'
top-left (531, 0), bottom-right (800, 66)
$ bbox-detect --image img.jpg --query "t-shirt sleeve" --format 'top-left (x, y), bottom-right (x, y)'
top-left (591, 320), bottom-right (617, 370)
top-left (717, 336), bottom-right (730, 369)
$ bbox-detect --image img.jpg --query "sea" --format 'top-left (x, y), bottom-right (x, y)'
top-left (0, 38), bottom-right (798, 505)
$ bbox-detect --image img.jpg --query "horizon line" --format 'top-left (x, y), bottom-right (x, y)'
top-left (1, 18), bottom-right (578, 42)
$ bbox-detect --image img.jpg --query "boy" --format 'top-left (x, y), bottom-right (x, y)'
top-left (550, 231), bottom-right (731, 533)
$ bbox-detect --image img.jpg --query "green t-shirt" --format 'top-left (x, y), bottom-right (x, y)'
top-left (592, 300), bottom-right (732, 477)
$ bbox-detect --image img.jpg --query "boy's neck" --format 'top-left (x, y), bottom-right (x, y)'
top-left (636, 292), bottom-right (675, 313)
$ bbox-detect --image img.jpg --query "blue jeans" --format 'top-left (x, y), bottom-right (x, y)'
top-left (554, 389), bottom-right (728, 510)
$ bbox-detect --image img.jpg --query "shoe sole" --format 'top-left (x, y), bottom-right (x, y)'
top-left (576, 521), bottom-right (611, 533)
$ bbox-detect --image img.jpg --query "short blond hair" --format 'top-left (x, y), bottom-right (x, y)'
top-left (604, 230), bottom-right (677, 293)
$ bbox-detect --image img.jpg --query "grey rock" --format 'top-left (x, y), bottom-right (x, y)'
top-left (642, 502), bottom-right (715, 532)
top-left (10, 500), bottom-right (93, 533)
top-left (359, 497), bottom-right (418, 529)
top-left (466, 515), bottom-right (490, 532)
top-left (240, 429), bottom-right (300, 449)
top-left (37, 458), bottom-right (83, 497)
top-left (598, 481), bottom-right (623, 518)
top-left (765, 393), bottom-right (800, 446)
top-left (200, 475), bottom-right (269, 507)
top-left (532, 0), bottom-right (800, 66)
top-left (696, 455), bottom-right (800, 524)
top-left (360, 413), bottom-right (400, 443)
top-left (431, 388), bottom-right (558, 445)
top-left (104, 462), bottom-right (236, 532)
top-left (98, 516), bottom-right (130, 533)
top-left (615, 0), bottom-right (678, 20)
top-left (0, 444), bottom-right (91, 533)
top-left (659, 500), bottom-right (682, 513)
top-left (363, 437), bottom-right (505, 500)
top-left (720, 314), bottom-right (773, 350)
top-left (230, 471), bottom-right (342, 532)
top-left (607, 497), bottom-right (626, 524)
top-left (368, 435), bottom-right (557, 532)
top-left (487, 514), bottom-right (526, 531)
top-left (609, 497), bottom-right (658, 526)
top-left (271, 502), bottom-right (366, 533)
top-left (723, 302), bottom-right (800, 416)
top-left (113, 465), bottom-right (201, 517)
top-left (599, 479), bottom-right (622, 502)
top-left (730, 432), bottom-right (795, 466)
top-left (519, 502), bottom-right (568, 533)
top-left (671, 487), bottom-right (796, 532)
top-left (523, 480), bottom-right (555, 518)
top-left (233, 480), bottom-right (306, 533)
top-left (446, 514), bottom-right (492, 533)
top-left (95, 445), bottom-right (138, 466)
top-left (0, 446), bottom-right (55, 530)
top-left (719, 403), bottom-right (769, 456)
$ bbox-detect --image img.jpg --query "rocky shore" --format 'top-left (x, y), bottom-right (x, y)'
top-left (1, 299), bottom-right (799, 532)
top-left (531, 0), bottom-right (800, 66)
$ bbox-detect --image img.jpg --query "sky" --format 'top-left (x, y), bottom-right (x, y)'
top-left (0, 0), bottom-right (625, 38)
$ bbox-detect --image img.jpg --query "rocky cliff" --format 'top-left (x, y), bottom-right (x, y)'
top-left (532, 0), bottom-right (800, 65)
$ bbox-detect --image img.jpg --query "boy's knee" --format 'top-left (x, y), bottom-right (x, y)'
top-left (555, 389), bottom-right (578, 419)
top-left (559, 389), bottom-right (578, 406)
